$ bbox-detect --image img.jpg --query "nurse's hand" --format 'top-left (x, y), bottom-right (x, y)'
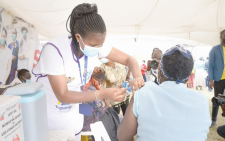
top-left (131, 77), bottom-right (145, 95)
top-left (101, 88), bottom-right (127, 102)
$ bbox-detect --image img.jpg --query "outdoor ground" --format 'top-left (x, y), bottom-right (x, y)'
top-left (190, 87), bottom-right (225, 141)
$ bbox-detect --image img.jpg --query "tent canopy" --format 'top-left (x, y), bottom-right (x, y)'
top-left (1, 0), bottom-right (224, 45)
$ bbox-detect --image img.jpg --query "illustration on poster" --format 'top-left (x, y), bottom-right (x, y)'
top-left (0, 7), bottom-right (42, 85)
top-left (18, 27), bottom-right (30, 70)
top-left (0, 27), bottom-right (12, 85)
top-left (6, 28), bottom-right (19, 85)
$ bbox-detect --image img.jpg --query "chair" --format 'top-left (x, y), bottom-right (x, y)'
top-left (90, 121), bottom-right (111, 141)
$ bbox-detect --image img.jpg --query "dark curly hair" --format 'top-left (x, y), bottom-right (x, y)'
top-left (66, 3), bottom-right (106, 55)
top-left (163, 50), bottom-right (193, 81)
top-left (18, 69), bottom-right (29, 78)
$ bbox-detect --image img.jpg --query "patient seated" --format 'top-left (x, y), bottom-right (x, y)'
top-left (117, 45), bottom-right (211, 141)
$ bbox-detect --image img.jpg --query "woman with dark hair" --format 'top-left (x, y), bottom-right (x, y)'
top-left (32, 3), bottom-right (144, 140)
top-left (118, 45), bottom-right (211, 141)
top-left (0, 27), bottom-right (12, 85)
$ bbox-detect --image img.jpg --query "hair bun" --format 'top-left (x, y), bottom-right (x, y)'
top-left (74, 3), bottom-right (98, 19)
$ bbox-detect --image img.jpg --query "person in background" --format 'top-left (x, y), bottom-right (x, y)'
top-left (10, 69), bottom-right (31, 84)
top-left (140, 60), bottom-right (147, 82)
top-left (18, 27), bottom-right (30, 70)
top-left (6, 29), bottom-right (19, 84)
top-left (209, 29), bottom-right (225, 127)
top-left (188, 67), bottom-right (195, 88)
top-left (117, 45), bottom-right (211, 141)
top-left (82, 67), bottom-right (109, 140)
top-left (100, 58), bottom-right (129, 115)
top-left (204, 57), bottom-right (212, 91)
top-left (195, 57), bottom-right (206, 90)
top-left (146, 60), bottom-right (151, 82)
top-left (0, 27), bottom-right (12, 85)
top-left (146, 48), bottom-right (162, 85)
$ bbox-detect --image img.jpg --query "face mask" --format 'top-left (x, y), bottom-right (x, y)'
top-left (0, 37), bottom-right (5, 45)
top-left (100, 58), bottom-right (109, 63)
top-left (12, 34), bottom-right (16, 41)
top-left (23, 31), bottom-right (27, 37)
top-left (22, 76), bottom-right (31, 83)
top-left (78, 35), bottom-right (102, 57)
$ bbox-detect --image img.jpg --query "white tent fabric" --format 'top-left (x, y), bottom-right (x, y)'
top-left (0, 0), bottom-right (224, 45)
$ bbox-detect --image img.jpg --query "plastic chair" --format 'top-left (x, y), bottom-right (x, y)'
top-left (90, 121), bottom-right (111, 141)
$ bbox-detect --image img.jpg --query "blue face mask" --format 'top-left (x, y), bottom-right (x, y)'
top-left (78, 35), bottom-right (102, 57)
top-left (22, 76), bottom-right (31, 83)
top-left (23, 31), bottom-right (27, 37)
top-left (12, 34), bottom-right (16, 41)
top-left (100, 58), bottom-right (109, 63)
top-left (0, 37), bottom-right (5, 45)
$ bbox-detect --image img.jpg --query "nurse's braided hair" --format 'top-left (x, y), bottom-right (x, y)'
top-left (66, 3), bottom-right (106, 54)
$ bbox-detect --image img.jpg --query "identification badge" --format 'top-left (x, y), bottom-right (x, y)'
top-left (79, 104), bottom-right (92, 116)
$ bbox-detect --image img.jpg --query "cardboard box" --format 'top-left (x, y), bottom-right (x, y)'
top-left (0, 95), bottom-right (24, 141)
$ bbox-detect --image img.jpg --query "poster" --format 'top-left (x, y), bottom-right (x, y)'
top-left (0, 7), bottom-right (41, 85)
top-left (0, 96), bottom-right (24, 141)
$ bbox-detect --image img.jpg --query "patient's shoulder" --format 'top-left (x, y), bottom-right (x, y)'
top-left (134, 81), bottom-right (161, 98)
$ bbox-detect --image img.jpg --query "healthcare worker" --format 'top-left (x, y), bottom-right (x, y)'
top-left (18, 27), bottom-right (30, 70)
top-left (0, 27), bottom-right (12, 85)
top-left (33, 3), bottom-right (144, 141)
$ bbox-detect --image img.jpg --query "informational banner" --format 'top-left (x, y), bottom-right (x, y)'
top-left (0, 95), bottom-right (24, 141)
top-left (0, 7), bottom-right (41, 85)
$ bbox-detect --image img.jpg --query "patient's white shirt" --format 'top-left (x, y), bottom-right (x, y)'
top-left (133, 81), bottom-right (211, 141)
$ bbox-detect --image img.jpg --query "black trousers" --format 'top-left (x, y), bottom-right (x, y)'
top-left (217, 125), bottom-right (225, 139)
top-left (212, 80), bottom-right (225, 121)
top-left (113, 98), bottom-right (130, 115)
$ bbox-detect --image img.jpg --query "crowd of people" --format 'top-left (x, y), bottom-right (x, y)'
top-left (2, 3), bottom-right (223, 141)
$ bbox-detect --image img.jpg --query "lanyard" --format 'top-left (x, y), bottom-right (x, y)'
top-left (74, 43), bottom-right (88, 91)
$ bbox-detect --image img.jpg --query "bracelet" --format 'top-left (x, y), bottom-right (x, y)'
top-left (95, 90), bottom-right (99, 101)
